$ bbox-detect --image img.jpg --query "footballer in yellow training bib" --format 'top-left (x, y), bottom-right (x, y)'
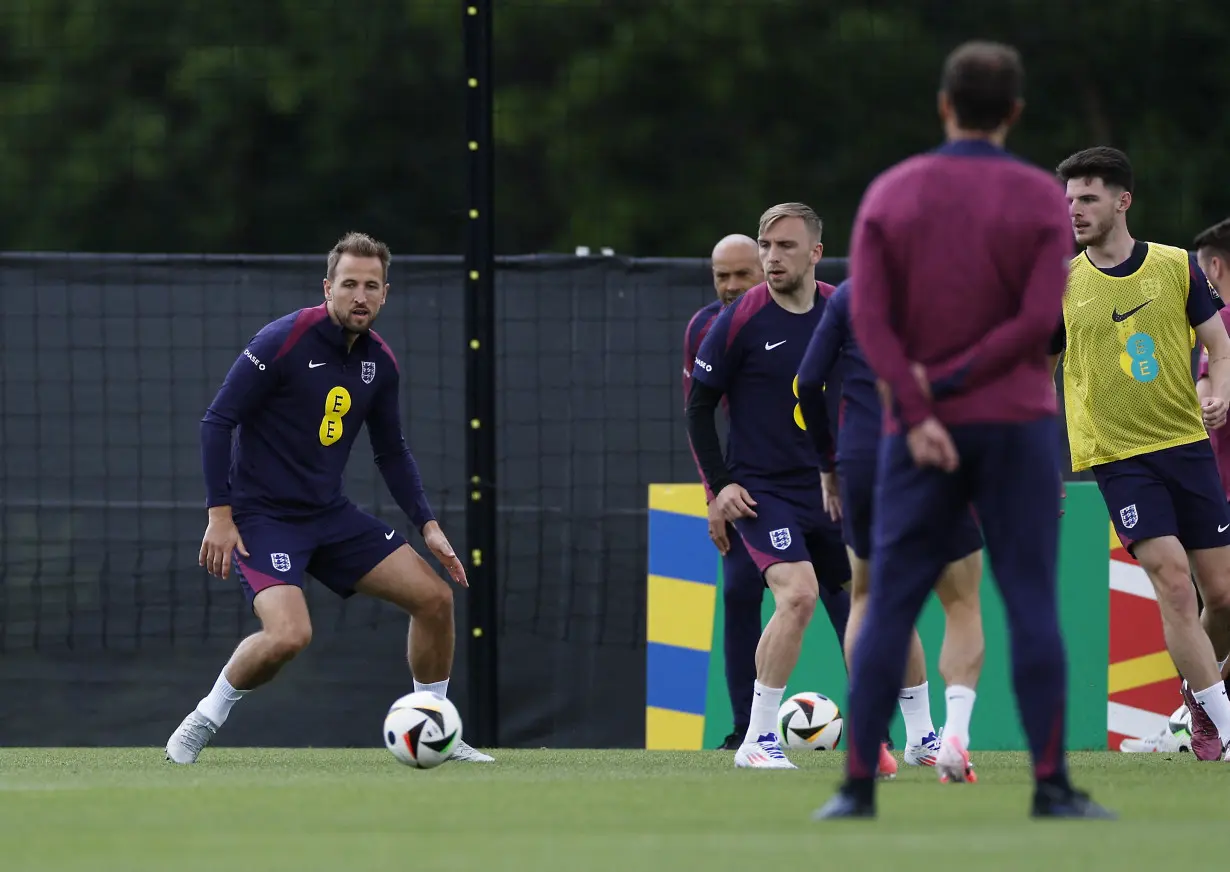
top-left (1061, 242), bottom-right (1207, 471)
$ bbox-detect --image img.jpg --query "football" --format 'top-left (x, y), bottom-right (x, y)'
top-left (383, 691), bottom-right (463, 769)
top-left (777, 691), bottom-right (843, 750)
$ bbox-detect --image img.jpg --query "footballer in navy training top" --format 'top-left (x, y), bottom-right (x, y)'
top-left (685, 233), bottom-right (853, 753)
top-left (685, 202), bottom-right (851, 770)
top-left (797, 279), bottom-right (983, 565)
top-left (167, 232), bottom-right (494, 767)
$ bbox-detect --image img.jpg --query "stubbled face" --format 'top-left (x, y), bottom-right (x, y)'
top-left (759, 217), bottom-right (821, 294)
top-left (711, 246), bottom-right (763, 305)
top-left (1064, 176), bottom-right (1125, 248)
top-left (324, 254), bottom-right (387, 333)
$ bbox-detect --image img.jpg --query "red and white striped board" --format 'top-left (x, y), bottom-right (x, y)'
top-left (1108, 522), bottom-right (1180, 749)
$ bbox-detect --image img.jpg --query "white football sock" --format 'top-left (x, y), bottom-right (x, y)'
top-left (943, 685), bottom-right (977, 748)
top-left (897, 682), bottom-right (934, 746)
top-left (1193, 682), bottom-right (1230, 743)
top-left (196, 669), bottom-right (248, 728)
top-left (744, 681), bottom-right (785, 744)
top-left (414, 678), bottom-right (449, 698)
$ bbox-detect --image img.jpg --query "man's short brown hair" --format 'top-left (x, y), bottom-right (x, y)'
top-left (1194, 219), bottom-right (1230, 261)
top-left (940, 41), bottom-right (1024, 132)
top-left (327, 231), bottom-right (391, 280)
top-left (758, 203), bottom-right (823, 243)
top-left (1055, 147), bottom-right (1134, 195)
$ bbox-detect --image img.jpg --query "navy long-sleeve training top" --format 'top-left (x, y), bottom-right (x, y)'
top-left (200, 303), bottom-right (435, 530)
top-left (796, 279), bottom-right (881, 468)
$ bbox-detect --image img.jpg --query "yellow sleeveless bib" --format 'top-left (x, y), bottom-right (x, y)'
top-left (1061, 242), bottom-right (1205, 471)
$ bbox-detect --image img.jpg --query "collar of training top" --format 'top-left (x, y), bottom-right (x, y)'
top-left (933, 139), bottom-right (1010, 159)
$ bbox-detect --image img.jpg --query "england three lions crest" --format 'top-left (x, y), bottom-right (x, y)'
top-left (769, 527), bottom-right (792, 551)
top-left (361, 361), bottom-right (377, 385)
top-left (1119, 504), bottom-right (1138, 530)
top-left (271, 553), bottom-right (292, 572)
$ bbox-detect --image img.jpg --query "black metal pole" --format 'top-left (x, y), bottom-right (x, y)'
top-left (462, 0), bottom-right (498, 747)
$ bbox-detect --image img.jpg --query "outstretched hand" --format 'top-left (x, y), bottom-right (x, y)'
top-left (200, 509), bottom-right (248, 579)
top-left (713, 483), bottom-right (758, 523)
top-left (820, 470), bottom-right (842, 522)
top-left (707, 500), bottom-right (731, 556)
top-left (423, 521), bottom-right (468, 587)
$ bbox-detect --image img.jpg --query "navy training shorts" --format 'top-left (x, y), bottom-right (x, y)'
top-left (231, 501), bottom-right (407, 607)
top-left (1094, 440), bottom-right (1230, 555)
top-left (731, 482), bottom-right (851, 594)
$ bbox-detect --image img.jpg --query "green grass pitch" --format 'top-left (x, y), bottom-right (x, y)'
top-left (0, 748), bottom-right (1215, 871)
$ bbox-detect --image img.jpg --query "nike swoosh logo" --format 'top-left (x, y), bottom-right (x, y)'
top-left (1076, 298), bottom-right (1095, 307)
top-left (1111, 300), bottom-right (1152, 322)
top-left (765, 341), bottom-right (787, 350)
top-left (385, 530), bottom-right (396, 540)
top-left (1219, 524), bottom-right (1228, 533)
top-left (308, 361), bottom-right (327, 369)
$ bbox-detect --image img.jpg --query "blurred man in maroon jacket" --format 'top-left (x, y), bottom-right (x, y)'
top-left (814, 41), bottom-right (1112, 821)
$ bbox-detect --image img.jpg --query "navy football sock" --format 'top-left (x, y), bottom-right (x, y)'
top-left (817, 584), bottom-right (850, 654)
top-left (723, 584), bottom-right (762, 732)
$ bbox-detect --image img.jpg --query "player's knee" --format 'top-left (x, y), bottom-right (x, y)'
top-left (1153, 569), bottom-right (1199, 615)
top-left (1137, 547), bottom-right (1195, 610)
top-left (416, 580), bottom-right (453, 623)
top-left (937, 580), bottom-right (980, 619)
top-left (776, 578), bottom-right (818, 622)
top-left (1199, 581), bottom-right (1230, 617)
top-left (266, 621), bottom-right (312, 662)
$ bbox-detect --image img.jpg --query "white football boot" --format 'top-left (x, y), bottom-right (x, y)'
top-left (734, 733), bottom-right (797, 769)
top-left (165, 710), bottom-right (218, 764)
top-left (449, 740), bottom-right (495, 762)
top-left (1119, 729), bottom-right (1186, 753)
top-left (1119, 705), bottom-right (1190, 753)
top-left (935, 734), bottom-right (977, 783)
top-left (904, 731), bottom-right (943, 766)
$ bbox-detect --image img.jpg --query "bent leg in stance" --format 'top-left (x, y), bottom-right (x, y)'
top-left (734, 560), bottom-right (818, 769)
top-left (166, 584), bottom-right (312, 764)
top-left (357, 545), bottom-right (493, 762)
top-left (168, 531), bottom-right (490, 764)
top-left (1178, 544), bottom-right (1230, 760)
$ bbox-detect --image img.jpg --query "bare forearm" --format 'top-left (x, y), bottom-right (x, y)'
top-left (1210, 358), bottom-right (1230, 403)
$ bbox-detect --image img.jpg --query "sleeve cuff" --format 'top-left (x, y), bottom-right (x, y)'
top-left (896, 389), bottom-right (933, 429)
top-left (414, 512), bottom-right (437, 533)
